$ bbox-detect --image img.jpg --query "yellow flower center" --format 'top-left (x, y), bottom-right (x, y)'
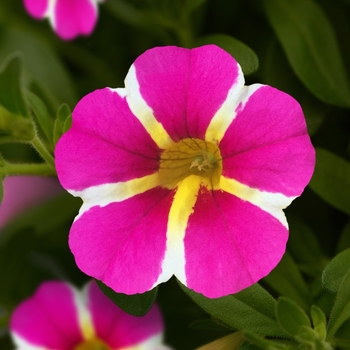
top-left (74, 338), bottom-right (111, 350)
top-left (159, 138), bottom-right (222, 189)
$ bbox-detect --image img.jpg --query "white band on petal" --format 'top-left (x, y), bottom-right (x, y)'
top-left (71, 284), bottom-right (95, 340)
top-left (205, 81), bottom-right (261, 143)
top-left (71, 173), bottom-right (160, 220)
top-left (153, 176), bottom-right (202, 288)
top-left (125, 65), bottom-right (174, 150)
top-left (220, 176), bottom-right (295, 228)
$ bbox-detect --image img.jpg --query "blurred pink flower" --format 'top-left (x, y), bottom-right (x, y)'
top-left (10, 280), bottom-right (169, 350)
top-left (0, 176), bottom-right (62, 229)
top-left (23, 0), bottom-right (105, 40)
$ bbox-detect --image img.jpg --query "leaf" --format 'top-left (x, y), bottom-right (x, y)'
top-left (326, 267), bottom-right (350, 339)
top-left (336, 220), bottom-right (350, 253)
top-left (96, 280), bottom-right (158, 316)
top-left (311, 305), bottom-right (327, 340)
top-left (195, 34), bottom-right (259, 75)
top-left (53, 103), bottom-right (71, 146)
top-left (287, 215), bottom-right (324, 275)
top-left (322, 248), bottom-right (350, 293)
top-left (0, 26), bottom-right (77, 108)
top-left (263, 251), bottom-right (313, 311)
top-left (178, 281), bottom-right (287, 337)
top-left (276, 297), bottom-right (311, 337)
top-left (25, 91), bottom-right (54, 149)
top-left (309, 148), bottom-right (350, 215)
top-left (0, 54), bottom-right (28, 117)
top-left (262, 0), bottom-right (350, 107)
top-left (243, 331), bottom-right (296, 350)
top-left (196, 332), bottom-right (244, 350)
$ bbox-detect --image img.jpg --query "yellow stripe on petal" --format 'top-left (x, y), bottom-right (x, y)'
top-left (72, 286), bottom-right (95, 340)
top-left (220, 176), bottom-right (295, 228)
top-left (153, 175), bottom-right (202, 287)
top-left (125, 65), bottom-right (174, 149)
top-left (72, 173), bottom-right (160, 218)
top-left (205, 82), bottom-right (261, 143)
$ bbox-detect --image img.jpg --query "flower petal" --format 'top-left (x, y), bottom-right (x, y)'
top-left (23, 0), bottom-right (48, 18)
top-left (55, 88), bottom-right (159, 191)
top-left (126, 45), bottom-right (242, 145)
top-left (10, 282), bottom-right (83, 349)
top-left (53, 0), bottom-right (98, 40)
top-left (69, 188), bottom-right (173, 294)
top-left (87, 281), bottom-right (165, 348)
top-left (220, 85), bottom-right (315, 197)
top-left (183, 188), bottom-right (288, 298)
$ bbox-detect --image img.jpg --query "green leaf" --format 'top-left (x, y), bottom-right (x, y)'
top-left (96, 280), bottom-right (158, 316)
top-left (263, 251), bottom-right (313, 311)
top-left (309, 148), bottom-right (350, 215)
top-left (262, 0), bottom-right (350, 107)
top-left (0, 54), bottom-right (28, 117)
top-left (179, 281), bottom-right (287, 337)
top-left (195, 34), bottom-right (259, 75)
top-left (196, 332), bottom-right (244, 350)
top-left (327, 267), bottom-right (350, 339)
top-left (243, 331), bottom-right (296, 350)
top-left (0, 26), bottom-right (77, 108)
top-left (276, 297), bottom-right (311, 337)
top-left (322, 248), bottom-right (350, 293)
top-left (25, 91), bottom-right (54, 149)
top-left (311, 305), bottom-right (327, 340)
top-left (53, 103), bottom-right (71, 146)
top-left (287, 215), bottom-right (324, 276)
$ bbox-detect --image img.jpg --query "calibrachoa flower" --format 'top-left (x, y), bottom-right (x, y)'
top-left (23, 0), bottom-right (105, 40)
top-left (0, 176), bottom-right (62, 229)
top-left (10, 280), bottom-right (169, 349)
top-left (55, 45), bottom-right (315, 298)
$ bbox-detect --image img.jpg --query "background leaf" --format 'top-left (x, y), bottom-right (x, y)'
top-left (322, 248), bottom-right (350, 293)
top-left (326, 267), bottom-right (350, 339)
top-left (262, 0), bottom-right (350, 107)
top-left (195, 34), bottom-right (259, 75)
top-left (275, 297), bottom-right (311, 337)
top-left (0, 54), bottom-right (28, 117)
top-left (309, 148), bottom-right (350, 215)
top-left (96, 280), bottom-right (158, 316)
top-left (179, 282), bottom-right (286, 337)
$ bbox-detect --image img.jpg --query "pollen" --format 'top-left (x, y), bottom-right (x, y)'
top-left (158, 138), bottom-right (222, 189)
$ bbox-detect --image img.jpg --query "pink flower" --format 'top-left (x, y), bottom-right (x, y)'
top-left (0, 176), bottom-right (62, 229)
top-left (23, 0), bottom-right (105, 40)
top-left (10, 280), bottom-right (169, 349)
top-left (55, 45), bottom-right (315, 298)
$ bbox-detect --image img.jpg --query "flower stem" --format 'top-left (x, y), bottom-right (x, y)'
top-left (31, 137), bottom-right (56, 170)
top-left (0, 163), bottom-right (56, 176)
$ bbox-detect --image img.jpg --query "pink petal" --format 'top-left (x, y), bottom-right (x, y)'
top-left (220, 85), bottom-right (315, 197)
top-left (129, 45), bottom-right (241, 141)
top-left (53, 0), bottom-right (98, 40)
top-left (55, 88), bottom-right (159, 191)
top-left (10, 281), bottom-right (83, 349)
top-left (69, 188), bottom-right (173, 294)
top-left (0, 176), bottom-right (62, 228)
top-left (23, 0), bottom-right (48, 18)
top-left (184, 187), bottom-right (288, 298)
top-left (87, 281), bottom-right (164, 347)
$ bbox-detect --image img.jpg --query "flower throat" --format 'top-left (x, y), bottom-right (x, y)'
top-left (158, 138), bottom-right (222, 189)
